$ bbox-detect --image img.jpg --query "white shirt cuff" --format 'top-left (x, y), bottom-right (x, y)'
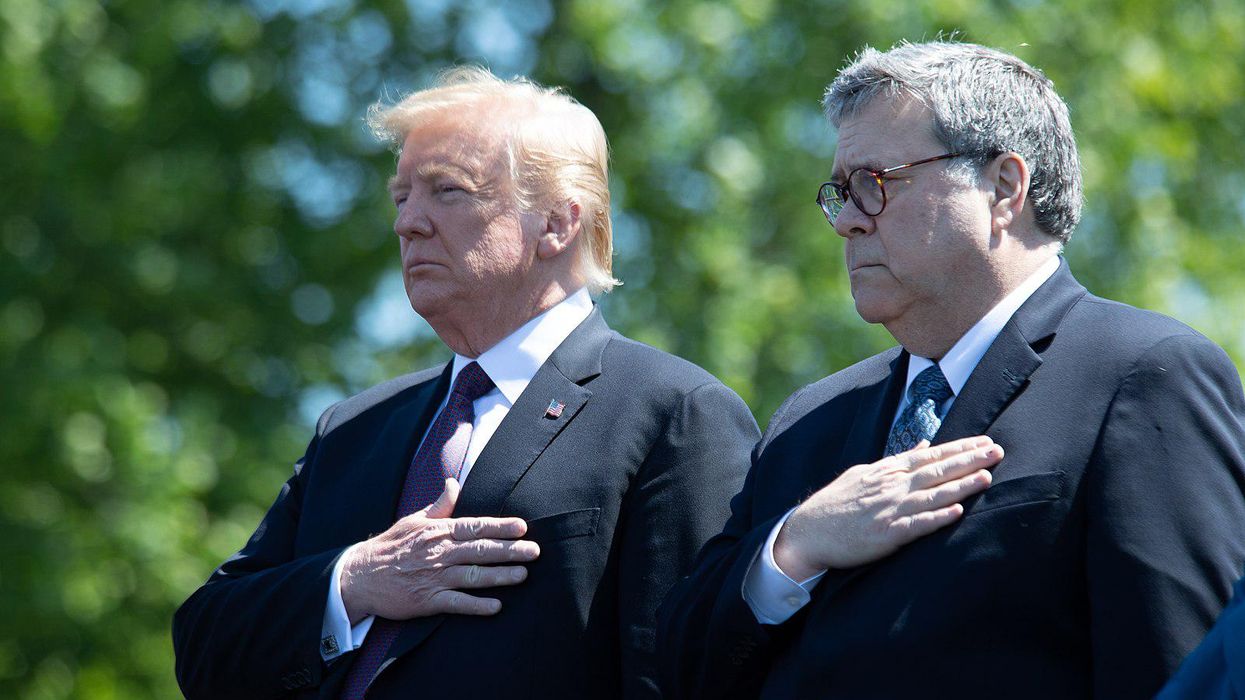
top-left (320, 543), bottom-right (375, 661)
top-left (741, 507), bottom-right (826, 625)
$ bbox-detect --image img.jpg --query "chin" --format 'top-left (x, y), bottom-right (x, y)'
top-left (854, 306), bottom-right (891, 325)
top-left (851, 292), bottom-right (902, 326)
top-left (405, 284), bottom-right (450, 320)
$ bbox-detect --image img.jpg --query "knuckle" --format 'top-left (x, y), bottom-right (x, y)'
top-left (470, 540), bottom-right (491, 559)
top-left (864, 472), bottom-right (888, 490)
top-left (450, 520), bottom-right (471, 540)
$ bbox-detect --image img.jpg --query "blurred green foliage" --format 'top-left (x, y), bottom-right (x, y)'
top-left (3, 0), bottom-right (1244, 696)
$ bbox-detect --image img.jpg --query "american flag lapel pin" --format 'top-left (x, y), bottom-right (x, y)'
top-left (544, 399), bottom-right (565, 419)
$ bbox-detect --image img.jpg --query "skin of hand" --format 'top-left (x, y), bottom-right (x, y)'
top-left (339, 478), bottom-right (540, 624)
top-left (773, 436), bottom-right (1003, 581)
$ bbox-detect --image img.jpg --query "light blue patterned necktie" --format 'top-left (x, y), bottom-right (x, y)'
top-left (885, 364), bottom-right (953, 456)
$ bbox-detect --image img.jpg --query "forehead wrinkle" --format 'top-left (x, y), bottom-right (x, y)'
top-left (832, 97), bottom-right (942, 179)
top-left (390, 111), bottom-right (516, 208)
top-left (425, 121), bottom-right (508, 176)
top-left (412, 160), bottom-right (476, 182)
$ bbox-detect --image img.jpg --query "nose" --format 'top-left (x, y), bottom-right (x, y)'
top-left (833, 197), bottom-right (874, 240)
top-left (394, 196), bottom-right (433, 240)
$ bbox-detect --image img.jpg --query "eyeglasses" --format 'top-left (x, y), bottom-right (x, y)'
top-left (815, 152), bottom-right (961, 224)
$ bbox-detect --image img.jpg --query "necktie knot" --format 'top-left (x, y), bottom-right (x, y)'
top-left (909, 364), bottom-right (952, 407)
top-left (453, 361), bottom-right (494, 402)
top-left (884, 363), bottom-right (952, 457)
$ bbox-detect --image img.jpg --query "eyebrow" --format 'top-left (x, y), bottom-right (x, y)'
top-left (388, 162), bottom-right (478, 195)
top-left (830, 157), bottom-right (894, 183)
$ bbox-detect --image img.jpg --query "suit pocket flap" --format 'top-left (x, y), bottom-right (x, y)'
top-left (966, 471), bottom-right (1065, 517)
top-left (525, 508), bottom-right (601, 543)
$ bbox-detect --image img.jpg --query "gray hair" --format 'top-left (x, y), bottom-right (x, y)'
top-left (823, 41), bottom-right (1082, 243)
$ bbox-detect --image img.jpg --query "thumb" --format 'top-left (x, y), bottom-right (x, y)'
top-left (423, 477), bottom-right (460, 519)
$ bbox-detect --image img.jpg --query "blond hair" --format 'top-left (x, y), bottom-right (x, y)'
top-left (368, 66), bottom-right (619, 293)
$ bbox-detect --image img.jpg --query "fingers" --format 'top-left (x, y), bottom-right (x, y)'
top-left (422, 478), bottom-right (461, 519)
top-left (443, 538), bottom-right (540, 565)
top-left (442, 563), bottom-right (528, 589)
top-left (887, 503), bottom-right (966, 543)
top-left (897, 469), bottom-right (993, 517)
top-left (428, 590), bottom-right (503, 616)
top-left (908, 441), bottom-right (1004, 489)
top-left (889, 435), bottom-right (996, 472)
top-left (448, 516), bottom-right (528, 541)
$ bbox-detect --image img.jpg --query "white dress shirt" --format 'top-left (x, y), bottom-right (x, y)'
top-left (318, 288), bottom-right (594, 660)
top-left (742, 257), bottom-right (1060, 624)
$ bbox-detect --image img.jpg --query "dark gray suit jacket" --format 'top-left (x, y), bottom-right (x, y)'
top-left (174, 309), bottom-right (760, 699)
top-left (659, 260), bottom-right (1245, 699)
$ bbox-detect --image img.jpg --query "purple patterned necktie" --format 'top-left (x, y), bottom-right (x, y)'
top-left (885, 363), bottom-right (952, 457)
top-left (339, 361), bottom-right (494, 700)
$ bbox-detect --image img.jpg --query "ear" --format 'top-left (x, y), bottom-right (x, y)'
top-left (536, 199), bottom-right (582, 261)
top-left (987, 152), bottom-right (1030, 239)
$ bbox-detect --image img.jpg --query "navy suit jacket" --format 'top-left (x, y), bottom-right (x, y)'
top-left (1159, 573), bottom-right (1245, 700)
top-left (658, 261), bottom-right (1245, 699)
top-left (174, 309), bottom-right (760, 699)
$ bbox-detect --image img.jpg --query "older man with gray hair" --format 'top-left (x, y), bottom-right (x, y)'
top-left (659, 40), bottom-right (1245, 699)
top-left (173, 67), bottom-right (763, 699)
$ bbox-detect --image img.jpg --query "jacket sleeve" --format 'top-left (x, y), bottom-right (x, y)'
top-left (615, 381), bottom-right (760, 700)
top-left (656, 386), bottom-right (817, 700)
top-left (1155, 574), bottom-right (1245, 700)
top-left (173, 406), bottom-right (345, 699)
top-left (1086, 333), bottom-right (1245, 697)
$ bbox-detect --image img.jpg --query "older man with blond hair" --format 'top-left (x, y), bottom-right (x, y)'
top-left (173, 67), bottom-right (761, 699)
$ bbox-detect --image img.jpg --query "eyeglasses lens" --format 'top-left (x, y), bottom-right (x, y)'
top-left (849, 169), bottom-right (884, 216)
top-left (819, 183), bottom-right (845, 222)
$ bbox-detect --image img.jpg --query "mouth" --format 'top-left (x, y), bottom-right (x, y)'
top-left (404, 259), bottom-right (445, 271)
top-left (849, 263), bottom-right (884, 272)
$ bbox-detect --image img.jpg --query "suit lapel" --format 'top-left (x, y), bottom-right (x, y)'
top-left (837, 348), bottom-right (907, 472)
top-left (381, 308), bottom-right (610, 668)
top-left (319, 366), bottom-right (450, 698)
top-left (455, 308), bottom-right (608, 517)
top-left (933, 321), bottom-right (1041, 443)
top-left (345, 365), bottom-right (451, 542)
top-left (452, 366), bottom-right (591, 517)
top-left (935, 258), bottom-right (1086, 443)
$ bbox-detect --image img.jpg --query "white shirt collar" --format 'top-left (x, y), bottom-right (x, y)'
top-left (449, 288), bottom-right (593, 405)
top-left (906, 256), bottom-right (1060, 398)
